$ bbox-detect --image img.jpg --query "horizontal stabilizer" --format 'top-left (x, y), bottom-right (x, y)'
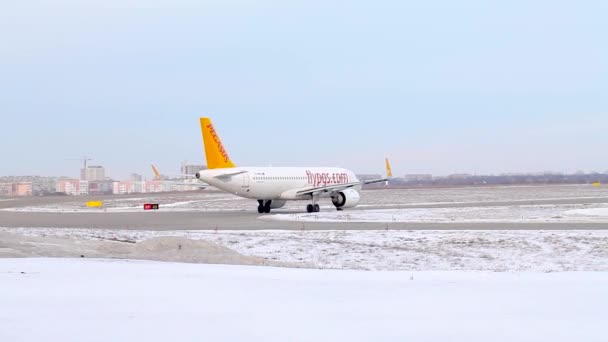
top-left (213, 170), bottom-right (248, 179)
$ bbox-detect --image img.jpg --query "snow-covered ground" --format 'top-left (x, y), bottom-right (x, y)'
top-left (0, 192), bottom-right (254, 213)
top-left (4, 185), bottom-right (608, 214)
top-left (1, 258), bottom-right (606, 342)
top-left (264, 204), bottom-right (608, 223)
top-left (3, 228), bottom-right (608, 271)
top-left (3, 186), bottom-right (607, 341)
top-left (8, 200), bottom-right (608, 224)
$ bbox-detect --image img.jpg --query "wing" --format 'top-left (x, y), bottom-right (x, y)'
top-left (360, 158), bottom-right (392, 185)
top-left (362, 178), bottom-right (389, 185)
top-left (296, 181), bottom-right (362, 196)
top-left (296, 158), bottom-right (393, 196)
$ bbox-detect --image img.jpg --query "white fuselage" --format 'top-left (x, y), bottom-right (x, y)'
top-left (197, 167), bottom-right (360, 201)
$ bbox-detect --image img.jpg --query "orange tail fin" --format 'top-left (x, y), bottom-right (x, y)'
top-left (200, 118), bottom-right (236, 169)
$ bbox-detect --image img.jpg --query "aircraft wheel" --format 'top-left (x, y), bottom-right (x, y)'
top-left (306, 204), bottom-right (314, 213)
top-left (264, 200), bottom-right (272, 213)
top-left (314, 204), bottom-right (320, 212)
top-left (257, 205), bottom-right (264, 213)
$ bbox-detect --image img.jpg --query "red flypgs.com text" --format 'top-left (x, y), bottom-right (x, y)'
top-left (306, 170), bottom-right (349, 187)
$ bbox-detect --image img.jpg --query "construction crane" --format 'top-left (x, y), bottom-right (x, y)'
top-left (66, 156), bottom-right (93, 179)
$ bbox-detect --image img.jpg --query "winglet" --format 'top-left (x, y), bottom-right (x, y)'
top-left (200, 118), bottom-right (236, 169)
top-left (151, 164), bottom-right (161, 180)
top-left (385, 158), bottom-right (392, 178)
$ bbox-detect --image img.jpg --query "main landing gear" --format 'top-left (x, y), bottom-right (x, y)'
top-left (306, 194), bottom-right (321, 213)
top-left (306, 204), bottom-right (320, 213)
top-left (257, 200), bottom-right (272, 214)
top-left (258, 200), bottom-right (320, 213)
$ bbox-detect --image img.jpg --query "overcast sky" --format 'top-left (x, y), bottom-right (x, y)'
top-left (1, 0), bottom-right (606, 179)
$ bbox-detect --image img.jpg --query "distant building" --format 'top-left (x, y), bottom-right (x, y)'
top-left (0, 177), bottom-right (61, 196)
top-left (111, 179), bottom-right (201, 195)
top-left (0, 182), bottom-right (33, 196)
top-left (0, 183), bottom-right (13, 196)
top-left (173, 179), bottom-right (202, 192)
top-left (145, 180), bottom-right (179, 193)
top-left (403, 174), bottom-right (433, 182)
top-left (130, 173), bottom-right (143, 182)
top-left (81, 166), bottom-right (106, 181)
top-left (181, 164), bottom-right (206, 176)
top-left (145, 180), bottom-right (165, 193)
top-left (56, 179), bottom-right (89, 195)
top-left (447, 173), bottom-right (473, 180)
top-left (113, 181), bottom-right (146, 195)
top-left (35, 177), bottom-right (58, 194)
top-left (12, 182), bottom-right (33, 196)
top-left (88, 181), bottom-right (114, 195)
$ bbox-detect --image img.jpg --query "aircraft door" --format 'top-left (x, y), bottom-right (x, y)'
top-left (242, 173), bottom-right (250, 188)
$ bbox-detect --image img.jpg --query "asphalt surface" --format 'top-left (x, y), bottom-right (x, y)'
top-left (2, 187), bottom-right (608, 230)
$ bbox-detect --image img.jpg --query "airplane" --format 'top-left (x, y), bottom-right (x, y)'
top-left (195, 117), bottom-right (392, 213)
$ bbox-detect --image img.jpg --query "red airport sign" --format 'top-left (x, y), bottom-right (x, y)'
top-left (144, 203), bottom-right (159, 210)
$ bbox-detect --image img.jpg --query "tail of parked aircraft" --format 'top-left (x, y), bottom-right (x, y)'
top-left (200, 118), bottom-right (236, 169)
top-left (385, 158), bottom-right (392, 186)
top-left (385, 158), bottom-right (392, 178)
top-left (151, 164), bottom-right (161, 180)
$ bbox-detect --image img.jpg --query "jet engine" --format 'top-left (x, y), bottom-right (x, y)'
top-left (331, 189), bottom-right (361, 210)
top-left (270, 200), bottom-right (286, 209)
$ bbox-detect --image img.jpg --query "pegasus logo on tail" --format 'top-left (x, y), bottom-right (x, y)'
top-left (200, 118), bottom-right (236, 169)
top-left (206, 123), bottom-right (231, 163)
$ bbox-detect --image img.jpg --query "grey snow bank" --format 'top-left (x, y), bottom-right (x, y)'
top-left (0, 232), bottom-right (279, 267)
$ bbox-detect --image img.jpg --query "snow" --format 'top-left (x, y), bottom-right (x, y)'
top-left (263, 204), bottom-right (608, 223)
top-left (0, 193), bottom-right (254, 213)
top-left (5, 185), bottom-right (608, 214)
top-left (9, 199), bottom-right (608, 225)
top-left (3, 187), bottom-right (607, 340)
top-left (1, 258), bottom-right (606, 342)
top-left (3, 228), bottom-right (608, 271)
top-left (565, 208), bottom-right (608, 217)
